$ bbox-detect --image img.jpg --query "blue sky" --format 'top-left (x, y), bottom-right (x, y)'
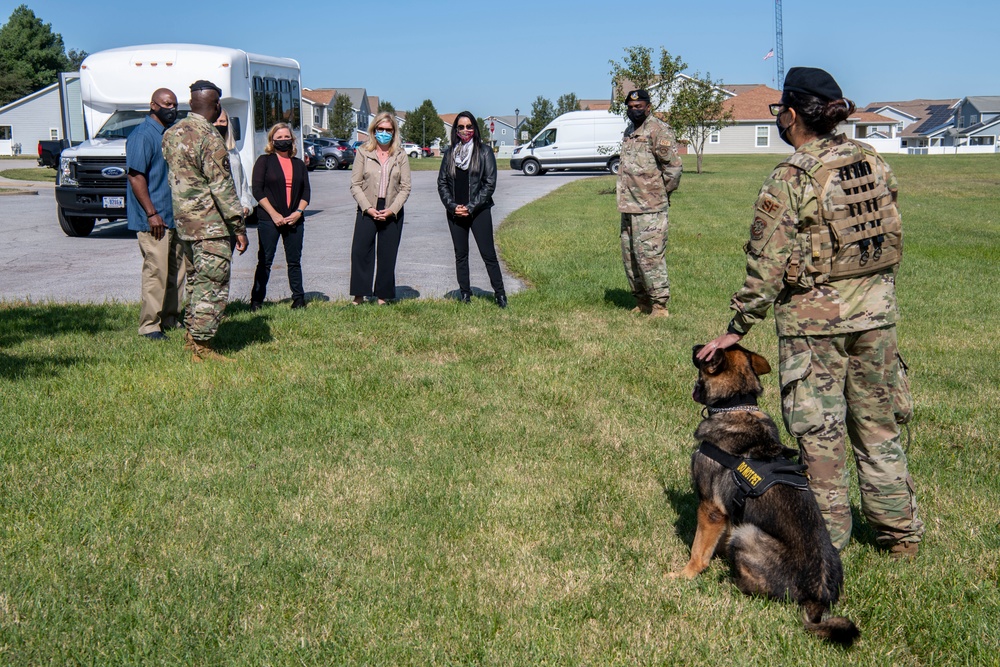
top-left (6, 0), bottom-right (998, 115)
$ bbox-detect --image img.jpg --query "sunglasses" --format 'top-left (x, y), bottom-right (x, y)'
top-left (769, 103), bottom-right (787, 117)
top-left (376, 127), bottom-right (394, 133)
top-left (456, 124), bottom-right (475, 130)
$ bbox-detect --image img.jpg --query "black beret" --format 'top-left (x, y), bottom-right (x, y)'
top-left (190, 80), bottom-right (222, 96)
top-left (782, 67), bottom-right (842, 101)
top-left (627, 89), bottom-right (651, 103)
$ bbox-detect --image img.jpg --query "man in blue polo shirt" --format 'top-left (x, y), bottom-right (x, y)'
top-left (127, 88), bottom-right (185, 340)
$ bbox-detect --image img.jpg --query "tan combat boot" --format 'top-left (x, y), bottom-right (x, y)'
top-left (183, 330), bottom-right (196, 352)
top-left (888, 542), bottom-right (919, 560)
top-left (190, 338), bottom-right (235, 363)
top-left (649, 303), bottom-right (670, 318)
top-left (631, 296), bottom-right (652, 314)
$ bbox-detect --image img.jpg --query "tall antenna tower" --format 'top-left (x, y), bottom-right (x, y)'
top-left (774, 0), bottom-right (785, 88)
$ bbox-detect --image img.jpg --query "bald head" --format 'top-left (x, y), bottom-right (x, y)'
top-left (190, 88), bottom-right (221, 123)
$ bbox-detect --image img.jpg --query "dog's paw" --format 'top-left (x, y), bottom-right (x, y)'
top-left (666, 568), bottom-right (699, 580)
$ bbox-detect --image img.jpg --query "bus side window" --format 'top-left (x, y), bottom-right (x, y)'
top-left (252, 76), bottom-right (265, 132)
top-left (290, 80), bottom-right (301, 130)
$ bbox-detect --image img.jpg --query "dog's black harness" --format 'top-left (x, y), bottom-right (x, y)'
top-left (697, 441), bottom-right (811, 507)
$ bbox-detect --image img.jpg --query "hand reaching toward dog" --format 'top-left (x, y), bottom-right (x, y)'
top-left (696, 333), bottom-right (743, 362)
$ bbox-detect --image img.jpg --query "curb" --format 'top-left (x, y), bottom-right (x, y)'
top-left (0, 187), bottom-right (38, 196)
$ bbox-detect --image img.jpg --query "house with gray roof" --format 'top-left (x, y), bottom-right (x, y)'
top-left (951, 96), bottom-right (1000, 152)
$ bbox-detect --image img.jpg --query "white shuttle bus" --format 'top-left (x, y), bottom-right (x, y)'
top-left (56, 43), bottom-right (301, 237)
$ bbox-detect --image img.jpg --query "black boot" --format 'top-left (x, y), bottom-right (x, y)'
top-left (291, 297), bottom-right (307, 309)
top-left (459, 292), bottom-right (472, 304)
top-left (495, 293), bottom-right (507, 309)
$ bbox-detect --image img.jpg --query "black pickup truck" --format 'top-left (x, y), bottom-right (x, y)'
top-left (37, 139), bottom-right (74, 168)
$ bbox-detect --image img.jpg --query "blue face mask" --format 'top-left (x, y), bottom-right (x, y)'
top-left (375, 131), bottom-right (392, 145)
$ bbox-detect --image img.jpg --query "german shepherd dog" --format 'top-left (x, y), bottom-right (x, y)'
top-left (669, 344), bottom-right (860, 647)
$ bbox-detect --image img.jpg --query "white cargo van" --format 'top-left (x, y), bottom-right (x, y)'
top-left (55, 44), bottom-right (301, 237)
top-left (510, 110), bottom-right (627, 176)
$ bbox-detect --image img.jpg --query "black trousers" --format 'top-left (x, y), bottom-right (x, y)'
top-left (350, 205), bottom-right (404, 301)
top-left (447, 208), bottom-right (505, 296)
top-left (251, 213), bottom-right (304, 304)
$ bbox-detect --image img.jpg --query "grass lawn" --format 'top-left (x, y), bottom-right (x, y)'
top-left (0, 167), bottom-right (56, 182)
top-left (1, 153), bottom-right (998, 665)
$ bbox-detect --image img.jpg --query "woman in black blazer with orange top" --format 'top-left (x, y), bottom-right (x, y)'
top-left (251, 123), bottom-right (311, 310)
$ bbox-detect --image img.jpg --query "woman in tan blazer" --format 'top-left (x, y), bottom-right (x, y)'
top-left (349, 111), bottom-right (412, 304)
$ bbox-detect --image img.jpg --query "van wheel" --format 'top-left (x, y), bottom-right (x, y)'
top-left (522, 159), bottom-right (542, 176)
top-left (608, 157), bottom-right (620, 175)
top-left (57, 208), bottom-right (96, 237)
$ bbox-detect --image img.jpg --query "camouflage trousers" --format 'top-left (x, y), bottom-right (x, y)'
top-left (182, 238), bottom-right (233, 343)
top-left (778, 326), bottom-right (924, 551)
top-left (620, 211), bottom-right (669, 305)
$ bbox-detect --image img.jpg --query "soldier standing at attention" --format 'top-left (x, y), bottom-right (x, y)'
top-left (126, 87), bottom-right (185, 340)
top-left (697, 67), bottom-right (923, 557)
top-left (617, 89), bottom-right (682, 318)
top-left (162, 80), bottom-right (248, 362)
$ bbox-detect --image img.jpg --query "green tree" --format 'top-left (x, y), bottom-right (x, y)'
top-left (522, 95), bottom-right (556, 140)
top-left (669, 72), bottom-right (733, 174)
top-left (403, 99), bottom-right (445, 146)
top-left (67, 48), bottom-right (88, 71)
top-left (556, 93), bottom-right (579, 116)
top-left (608, 45), bottom-right (686, 116)
top-left (478, 117), bottom-right (490, 145)
top-left (377, 99), bottom-right (396, 116)
top-left (0, 4), bottom-right (71, 106)
top-left (327, 93), bottom-right (355, 139)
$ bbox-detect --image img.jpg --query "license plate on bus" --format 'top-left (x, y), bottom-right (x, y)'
top-left (103, 196), bottom-right (124, 209)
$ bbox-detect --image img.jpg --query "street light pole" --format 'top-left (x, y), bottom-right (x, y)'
top-left (514, 108), bottom-right (520, 145)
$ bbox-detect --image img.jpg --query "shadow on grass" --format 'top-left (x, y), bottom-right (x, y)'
top-left (0, 303), bottom-right (120, 379)
top-left (603, 288), bottom-right (636, 311)
top-left (0, 302), bottom-right (122, 347)
top-left (664, 484), bottom-right (699, 545)
top-left (214, 313), bottom-right (272, 352)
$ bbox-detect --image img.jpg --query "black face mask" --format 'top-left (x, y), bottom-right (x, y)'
top-left (153, 106), bottom-right (177, 126)
top-left (273, 139), bottom-right (293, 153)
top-left (216, 124), bottom-right (228, 140)
top-left (627, 108), bottom-right (647, 127)
top-left (776, 110), bottom-right (793, 147)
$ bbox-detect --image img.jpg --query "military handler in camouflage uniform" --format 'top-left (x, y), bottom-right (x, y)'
top-left (697, 68), bottom-right (923, 557)
top-left (162, 80), bottom-right (248, 362)
top-left (617, 89), bottom-right (683, 318)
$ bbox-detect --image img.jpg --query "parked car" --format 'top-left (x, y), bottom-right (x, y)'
top-left (402, 142), bottom-right (421, 158)
top-left (303, 139), bottom-right (320, 171)
top-left (421, 146), bottom-right (433, 157)
top-left (308, 137), bottom-right (355, 169)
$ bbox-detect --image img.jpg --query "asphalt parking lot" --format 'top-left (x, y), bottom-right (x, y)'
top-left (0, 164), bottom-right (597, 304)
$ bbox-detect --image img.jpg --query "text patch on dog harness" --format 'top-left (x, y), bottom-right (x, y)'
top-left (698, 441), bottom-right (810, 505)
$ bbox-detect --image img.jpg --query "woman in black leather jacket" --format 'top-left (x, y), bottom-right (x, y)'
top-left (437, 110), bottom-right (506, 307)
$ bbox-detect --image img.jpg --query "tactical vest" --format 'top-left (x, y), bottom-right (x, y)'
top-left (781, 140), bottom-right (902, 285)
top-left (697, 442), bottom-right (810, 509)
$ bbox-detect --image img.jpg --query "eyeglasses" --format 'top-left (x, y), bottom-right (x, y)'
top-left (456, 124), bottom-right (474, 130)
top-left (769, 103), bottom-right (786, 117)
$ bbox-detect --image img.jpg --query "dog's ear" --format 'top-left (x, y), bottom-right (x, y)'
top-left (704, 348), bottom-right (727, 375)
top-left (749, 351), bottom-right (771, 376)
top-left (692, 345), bottom-right (705, 368)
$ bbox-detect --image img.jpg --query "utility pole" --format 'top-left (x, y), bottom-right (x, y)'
top-left (775, 0), bottom-right (785, 89)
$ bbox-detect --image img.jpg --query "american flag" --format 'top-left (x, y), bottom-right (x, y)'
top-left (763, 49), bottom-right (774, 61)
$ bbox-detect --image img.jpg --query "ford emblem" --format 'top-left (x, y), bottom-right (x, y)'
top-left (101, 166), bottom-right (126, 178)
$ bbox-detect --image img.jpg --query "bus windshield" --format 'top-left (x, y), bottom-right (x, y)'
top-left (95, 110), bottom-right (189, 140)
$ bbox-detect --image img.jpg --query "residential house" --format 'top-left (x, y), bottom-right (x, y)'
top-left (485, 115), bottom-right (527, 148)
top-left (577, 99), bottom-right (611, 111)
top-left (950, 96), bottom-right (1000, 152)
top-left (301, 87), bottom-right (372, 141)
top-left (864, 99), bottom-right (958, 154)
top-left (696, 84), bottom-right (896, 155)
top-left (0, 75), bottom-right (84, 156)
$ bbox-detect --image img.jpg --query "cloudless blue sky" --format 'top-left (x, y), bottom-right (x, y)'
top-left (5, 0), bottom-right (998, 114)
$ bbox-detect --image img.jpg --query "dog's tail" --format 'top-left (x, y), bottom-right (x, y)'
top-left (802, 604), bottom-right (860, 647)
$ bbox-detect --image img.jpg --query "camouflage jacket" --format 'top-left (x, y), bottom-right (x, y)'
top-left (161, 113), bottom-right (244, 241)
top-left (617, 114), bottom-right (682, 214)
top-left (729, 134), bottom-right (900, 337)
